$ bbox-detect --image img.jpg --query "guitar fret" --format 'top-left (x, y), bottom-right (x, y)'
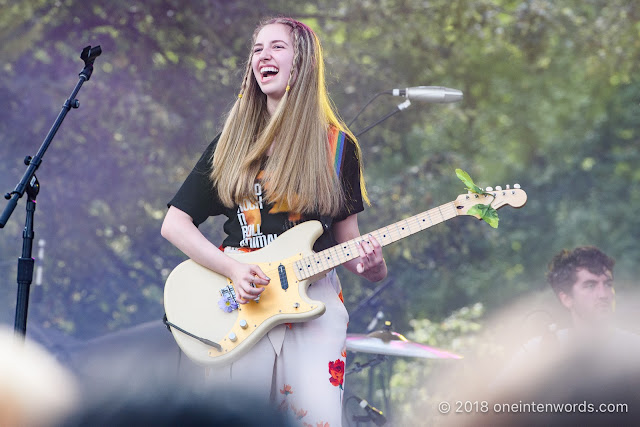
top-left (394, 219), bottom-right (409, 240)
top-left (296, 259), bottom-right (304, 278)
top-left (303, 257), bottom-right (315, 277)
top-left (403, 218), bottom-right (413, 237)
top-left (421, 211), bottom-right (433, 229)
top-left (345, 242), bottom-right (356, 260)
top-left (310, 254), bottom-right (322, 275)
top-left (341, 242), bottom-right (352, 260)
top-left (329, 245), bottom-right (342, 269)
top-left (321, 248), bottom-right (332, 270)
top-left (310, 253), bottom-right (321, 273)
top-left (380, 226), bottom-right (392, 245)
top-left (317, 250), bottom-right (330, 272)
top-left (392, 222), bottom-right (402, 241)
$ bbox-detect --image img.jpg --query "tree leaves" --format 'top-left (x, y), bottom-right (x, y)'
top-left (467, 203), bottom-right (499, 228)
top-left (455, 168), bottom-right (499, 228)
top-left (455, 168), bottom-right (484, 194)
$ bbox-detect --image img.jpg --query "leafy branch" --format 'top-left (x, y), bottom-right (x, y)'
top-left (455, 168), bottom-right (499, 228)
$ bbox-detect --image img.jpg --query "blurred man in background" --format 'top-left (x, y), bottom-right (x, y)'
top-left (484, 246), bottom-right (639, 425)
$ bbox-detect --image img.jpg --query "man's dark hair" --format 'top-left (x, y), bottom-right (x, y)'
top-left (546, 246), bottom-right (615, 295)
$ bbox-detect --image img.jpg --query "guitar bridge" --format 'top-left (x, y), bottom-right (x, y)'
top-left (220, 285), bottom-right (239, 309)
top-left (221, 283), bottom-right (260, 305)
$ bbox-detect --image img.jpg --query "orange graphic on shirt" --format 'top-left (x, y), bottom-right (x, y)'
top-left (257, 170), bottom-right (302, 223)
top-left (243, 204), bottom-right (261, 227)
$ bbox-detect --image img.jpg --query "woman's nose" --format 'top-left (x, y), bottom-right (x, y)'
top-left (259, 47), bottom-right (271, 60)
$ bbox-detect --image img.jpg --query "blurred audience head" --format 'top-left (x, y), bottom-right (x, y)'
top-left (60, 374), bottom-right (293, 427)
top-left (60, 343), bottom-right (293, 427)
top-left (0, 326), bottom-right (78, 427)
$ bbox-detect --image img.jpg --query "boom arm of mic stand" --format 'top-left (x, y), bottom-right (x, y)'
top-left (354, 100), bottom-right (411, 138)
top-left (0, 45), bottom-right (101, 228)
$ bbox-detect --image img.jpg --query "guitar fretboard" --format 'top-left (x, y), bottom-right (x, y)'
top-left (293, 201), bottom-right (459, 280)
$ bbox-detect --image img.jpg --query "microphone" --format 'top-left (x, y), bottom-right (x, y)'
top-left (358, 397), bottom-right (387, 426)
top-left (392, 86), bottom-right (463, 103)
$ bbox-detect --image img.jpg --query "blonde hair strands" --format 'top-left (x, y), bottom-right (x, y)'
top-left (211, 17), bottom-right (368, 216)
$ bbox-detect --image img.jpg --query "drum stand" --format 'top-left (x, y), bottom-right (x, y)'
top-left (345, 354), bottom-right (389, 426)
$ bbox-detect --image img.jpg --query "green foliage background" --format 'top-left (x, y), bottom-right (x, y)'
top-left (1, 0), bottom-right (639, 422)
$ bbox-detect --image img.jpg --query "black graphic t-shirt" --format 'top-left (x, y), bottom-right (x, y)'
top-left (168, 132), bottom-right (364, 252)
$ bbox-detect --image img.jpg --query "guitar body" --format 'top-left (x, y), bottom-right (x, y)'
top-left (164, 187), bottom-right (527, 367)
top-left (164, 221), bottom-right (327, 367)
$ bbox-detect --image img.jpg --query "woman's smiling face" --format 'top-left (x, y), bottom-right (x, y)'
top-left (252, 23), bottom-right (295, 111)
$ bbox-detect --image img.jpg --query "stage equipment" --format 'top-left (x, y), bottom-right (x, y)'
top-left (347, 85), bottom-right (463, 137)
top-left (0, 45), bottom-right (101, 337)
top-left (346, 321), bottom-right (462, 359)
top-left (391, 86), bottom-right (462, 103)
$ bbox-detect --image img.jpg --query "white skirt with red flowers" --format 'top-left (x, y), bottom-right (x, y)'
top-left (207, 269), bottom-right (349, 427)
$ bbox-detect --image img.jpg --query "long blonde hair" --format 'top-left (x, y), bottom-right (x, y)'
top-left (211, 17), bottom-right (368, 216)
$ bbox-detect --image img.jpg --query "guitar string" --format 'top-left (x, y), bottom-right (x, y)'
top-left (236, 189), bottom-right (523, 287)
top-left (246, 202), bottom-right (461, 283)
top-left (230, 190), bottom-right (523, 285)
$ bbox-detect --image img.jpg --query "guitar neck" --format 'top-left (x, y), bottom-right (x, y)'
top-left (294, 201), bottom-right (459, 280)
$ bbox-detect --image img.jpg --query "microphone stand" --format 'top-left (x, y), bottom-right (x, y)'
top-left (350, 278), bottom-right (395, 321)
top-left (0, 45), bottom-right (102, 337)
top-left (355, 99), bottom-right (411, 138)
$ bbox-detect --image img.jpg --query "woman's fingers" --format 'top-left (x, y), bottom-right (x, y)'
top-left (251, 265), bottom-right (271, 286)
top-left (232, 264), bottom-right (270, 304)
top-left (356, 235), bottom-right (384, 274)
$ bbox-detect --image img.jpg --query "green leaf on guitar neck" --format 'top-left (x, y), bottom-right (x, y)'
top-left (467, 204), bottom-right (499, 228)
top-left (455, 168), bottom-right (499, 228)
top-left (455, 168), bottom-right (484, 194)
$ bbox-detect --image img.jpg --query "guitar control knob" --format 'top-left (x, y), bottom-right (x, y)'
top-left (239, 319), bottom-right (248, 329)
top-left (229, 332), bottom-right (237, 342)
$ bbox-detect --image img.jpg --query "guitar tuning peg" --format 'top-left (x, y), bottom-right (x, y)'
top-left (506, 184), bottom-right (510, 189)
top-left (514, 183), bottom-right (521, 189)
top-left (495, 185), bottom-right (502, 191)
top-left (485, 186), bottom-right (493, 192)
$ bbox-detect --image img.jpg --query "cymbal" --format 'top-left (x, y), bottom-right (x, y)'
top-left (346, 331), bottom-right (462, 359)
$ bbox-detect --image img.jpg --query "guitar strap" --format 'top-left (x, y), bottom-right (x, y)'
top-left (319, 127), bottom-right (347, 231)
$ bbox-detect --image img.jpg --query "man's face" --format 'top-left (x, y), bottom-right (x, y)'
top-left (559, 268), bottom-right (615, 326)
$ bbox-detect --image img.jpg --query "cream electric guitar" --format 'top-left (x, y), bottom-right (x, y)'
top-left (164, 187), bottom-right (527, 366)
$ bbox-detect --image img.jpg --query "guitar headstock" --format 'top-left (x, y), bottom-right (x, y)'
top-left (455, 185), bottom-right (527, 217)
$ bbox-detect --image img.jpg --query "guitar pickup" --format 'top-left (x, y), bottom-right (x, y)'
top-left (278, 264), bottom-right (288, 290)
